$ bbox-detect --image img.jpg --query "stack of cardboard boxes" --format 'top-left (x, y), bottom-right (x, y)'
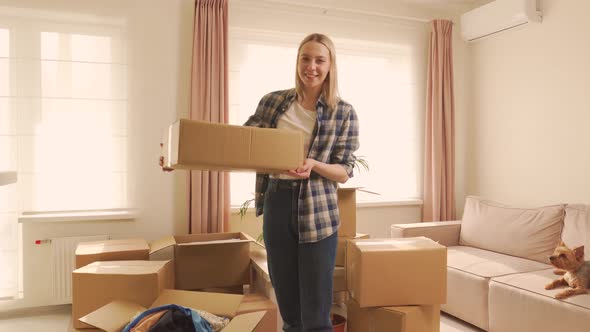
top-left (333, 188), bottom-right (447, 332)
top-left (345, 237), bottom-right (447, 332)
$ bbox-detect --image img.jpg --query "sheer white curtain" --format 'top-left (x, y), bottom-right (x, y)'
top-left (228, 30), bottom-right (426, 205)
top-left (0, 9), bottom-right (128, 300)
top-left (0, 25), bottom-right (19, 299)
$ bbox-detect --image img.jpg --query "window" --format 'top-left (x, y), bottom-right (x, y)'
top-left (0, 9), bottom-right (128, 299)
top-left (0, 26), bottom-right (18, 299)
top-left (228, 29), bottom-right (423, 205)
top-left (3, 15), bottom-right (128, 212)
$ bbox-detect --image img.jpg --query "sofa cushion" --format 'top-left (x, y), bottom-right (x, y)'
top-left (562, 204), bottom-right (590, 258)
top-left (443, 264), bottom-right (490, 330)
top-left (448, 246), bottom-right (551, 278)
top-left (459, 196), bottom-right (564, 263)
top-left (443, 246), bottom-right (551, 331)
top-left (489, 269), bottom-right (590, 332)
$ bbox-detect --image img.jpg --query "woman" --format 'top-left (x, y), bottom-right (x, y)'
top-left (244, 33), bottom-right (359, 332)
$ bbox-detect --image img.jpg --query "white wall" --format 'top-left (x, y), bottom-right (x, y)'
top-left (465, 0), bottom-right (590, 206)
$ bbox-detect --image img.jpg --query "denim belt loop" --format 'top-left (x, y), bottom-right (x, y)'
top-left (269, 178), bottom-right (301, 191)
top-left (268, 178), bottom-right (278, 192)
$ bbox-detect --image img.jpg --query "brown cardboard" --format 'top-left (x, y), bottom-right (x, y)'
top-left (79, 300), bottom-right (145, 332)
top-left (163, 119), bottom-right (304, 172)
top-left (347, 299), bottom-right (440, 332)
top-left (79, 289), bottom-right (267, 332)
top-left (197, 285), bottom-right (245, 294)
top-left (333, 290), bottom-right (349, 304)
top-left (237, 293), bottom-right (278, 332)
top-left (75, 238), bottom-right (149, 269)
top-left (333, 266), bottom-right (346, 292)
top-left (152, 289), bottom-right (243, 317)
top-left (222, 312), bottom-right (267, 332)
top-left (346, 237), bottom-right (446, 307)
top-left (149, 232), bottom-right (254, 290)
top-left (337, 188), bottom-right (357, 237)
top-left (72, 260), bottom-right (174, 329)
top-left (336, 233), bottom-right (369, 266)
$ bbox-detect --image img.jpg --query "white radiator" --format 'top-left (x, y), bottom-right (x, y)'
top-left (50, 235), bottom-right (109, 304)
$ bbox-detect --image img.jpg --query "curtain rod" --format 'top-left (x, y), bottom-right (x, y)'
top-left (231, 0), bottom-right (433, 23)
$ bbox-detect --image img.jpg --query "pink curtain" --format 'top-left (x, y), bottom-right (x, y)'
top-left (422, 19), bottom-right (456, 222)
top-left (188, 0), bottom-right (229, 233)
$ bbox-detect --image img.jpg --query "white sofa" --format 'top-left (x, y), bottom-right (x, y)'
top-left (391, 196), bottom-right (590, 332)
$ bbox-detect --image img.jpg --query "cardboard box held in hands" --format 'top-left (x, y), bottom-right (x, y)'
top-left (162, 119), bottom-right (304, 172)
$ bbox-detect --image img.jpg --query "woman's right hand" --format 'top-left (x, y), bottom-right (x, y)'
top-left (159, 143), bottom-right (174, 172)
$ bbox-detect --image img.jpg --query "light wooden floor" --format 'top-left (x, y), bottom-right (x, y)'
top-left (0, 304), bottom-right (484, 331)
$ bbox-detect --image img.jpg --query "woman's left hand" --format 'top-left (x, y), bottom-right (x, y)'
top-left (286, 158), bottom-right (317, 179)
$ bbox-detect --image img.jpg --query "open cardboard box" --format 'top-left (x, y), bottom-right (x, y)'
top-left (78, 290), bottom-right (272, 332)
top-left (162, 119), bottom-right (304, 172)
top-left (72, 260), bottom-right (174, 329)
top-left (149, 232), bottom-right (255, 290)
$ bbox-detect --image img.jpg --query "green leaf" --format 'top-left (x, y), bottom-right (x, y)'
top-left (256, 232), bottom-right (264, 244)
top-left (239, 197), bottom-right (255, 219)
top-left (353, 156), bottom-right (370, 174)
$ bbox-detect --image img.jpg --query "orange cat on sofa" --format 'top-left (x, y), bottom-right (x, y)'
top-left (544, 241), bottom-right (590, 299)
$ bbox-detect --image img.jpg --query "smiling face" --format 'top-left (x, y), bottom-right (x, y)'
top-left (297, 41), bottom-right (331, 93)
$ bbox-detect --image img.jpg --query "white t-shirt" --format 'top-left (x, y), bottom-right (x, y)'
top-left (271, 101), bottom-right (317, 179)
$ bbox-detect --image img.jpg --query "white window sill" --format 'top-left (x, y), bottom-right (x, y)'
top-left (357, 199), bottom-right (423, 208)
top-left (18, 209), bottom-right (138, 223)
top-left (230, 199), bottom-right (423, 213)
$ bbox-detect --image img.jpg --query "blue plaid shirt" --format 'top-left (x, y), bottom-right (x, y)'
top-left (244, 88), bottom-right (360, 243)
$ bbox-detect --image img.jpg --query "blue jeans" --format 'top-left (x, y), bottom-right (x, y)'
top-left (263, 179), bottom-right (337, 332)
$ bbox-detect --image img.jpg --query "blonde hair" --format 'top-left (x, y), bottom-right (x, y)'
top-left (295, 33), bottom-right (340, 111)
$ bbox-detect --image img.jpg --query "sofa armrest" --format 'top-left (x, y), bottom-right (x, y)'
top-left (390, 220), bottom-right (462, 246)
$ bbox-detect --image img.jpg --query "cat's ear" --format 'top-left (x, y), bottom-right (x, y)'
top-left (573, 246), bottom-right (585, 260)
top-left (558, 240), bottom-right (566, 247)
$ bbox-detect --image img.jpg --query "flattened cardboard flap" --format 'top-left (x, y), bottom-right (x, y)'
top-left (74, 260), bottom-right (171, 274)
top-left (222, 311), bottom-right (266, 332)
top-left (79, 300), bottom-right (146, 332)
top-left (150, 289), bottom-right (243, 318)
top-left (174, 232), bottom-right (253, 245)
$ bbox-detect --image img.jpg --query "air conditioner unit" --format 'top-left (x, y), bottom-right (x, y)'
top-left (460, 0), bottom-right (542, 42)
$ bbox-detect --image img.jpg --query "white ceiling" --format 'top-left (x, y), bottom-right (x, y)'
top-left (404, 0), bottom-right (478, 4)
